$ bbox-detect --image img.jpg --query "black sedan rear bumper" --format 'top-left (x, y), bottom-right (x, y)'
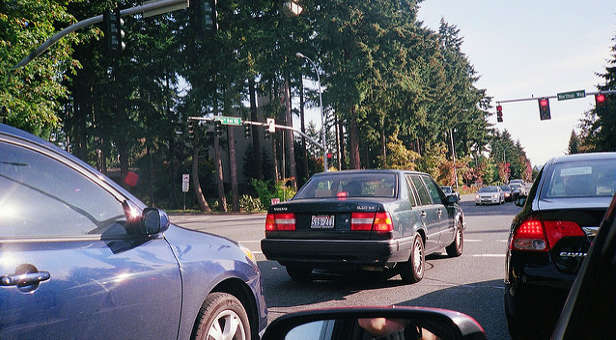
top-left (261, 237), bottom-right (413, 267)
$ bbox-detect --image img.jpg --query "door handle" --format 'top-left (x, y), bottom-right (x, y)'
top-left (437, 209), bottom-right (443, 217)
top-left (0, 271), bottom-right (50, 287)
top-left (420, 210), bottom-right (427, 217)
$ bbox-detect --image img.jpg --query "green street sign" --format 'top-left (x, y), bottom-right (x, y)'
top-left (215, 116), bottom-right (242, 126)
top-left (557, 90), bottom-right (585, 101)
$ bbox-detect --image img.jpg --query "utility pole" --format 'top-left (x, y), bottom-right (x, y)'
top-left (449, 128), bottom-right (458, 191)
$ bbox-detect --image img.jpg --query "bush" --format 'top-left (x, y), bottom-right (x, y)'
top-left (239, 194), bottom-right (264, 212)
top-left (250, 178), bottom-right (297, 209)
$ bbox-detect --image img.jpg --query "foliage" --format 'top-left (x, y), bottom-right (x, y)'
top-left (239, 194), bottom-right (264, 212)
top-left (568, 129), bottom-right (580, 154)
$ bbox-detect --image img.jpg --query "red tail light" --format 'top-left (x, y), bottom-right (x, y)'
top-left (265, 213), bottom-right (296, 231)
top-left (373, 212), bottom-right (393, 232)
top-left (351, 212), bottom-right (375, 231)
top-left (350, 211), bottom-right (393, 232)
top-left (511, 219), bottom-right (583, 252)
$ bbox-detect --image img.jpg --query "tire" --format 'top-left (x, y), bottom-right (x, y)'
top-left (192, 292), bottom-right (251, 340)
top-left (399, 235), bottom-right (425, 284)
top-left (286, 264), bottom-right (313, 282)
top-left (446, 221), bottom-right (463, 257)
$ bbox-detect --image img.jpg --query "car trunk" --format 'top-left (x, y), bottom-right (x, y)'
top-left (267, 198), bottom-right (392, 240)
top-left (538, 198), bottom-right (610, 274)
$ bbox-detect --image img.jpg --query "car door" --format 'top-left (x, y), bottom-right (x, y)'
top-left (408, 175), bottom-right (440, 251)
top-left (0, 140), bottom-right (182, 340)
top-left (421, 175), bottom-right (452, 247)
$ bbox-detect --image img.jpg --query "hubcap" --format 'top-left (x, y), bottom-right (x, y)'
top-left (457, 229), bottom-right (462, 247)
top-left (413, 239), bottom-right (423, 276)
top-left (207, 310), bottom-right (245, 340)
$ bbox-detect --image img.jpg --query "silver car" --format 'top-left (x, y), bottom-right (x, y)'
top-left (475, 186), bottom-right (505, 205)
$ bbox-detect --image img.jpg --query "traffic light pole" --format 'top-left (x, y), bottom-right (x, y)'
top-left (13, 0), bottom-right (188, 70)
top-left (496, 90), bottom-right (616, 105)
top-left (188, 117), bottom-right (326, 151)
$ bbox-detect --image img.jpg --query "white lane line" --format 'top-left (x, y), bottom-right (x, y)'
top-left (471, 254), bottom-right (506, 257)
top-left (238, 240), bottom-right (262, 243)
top-left (497, 240), bottom-right (509, 242)
top-left (465, 239), bottom-right (482, 242)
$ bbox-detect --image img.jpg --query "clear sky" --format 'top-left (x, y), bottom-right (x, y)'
top-left (417, 0), bottom-right (616, 166)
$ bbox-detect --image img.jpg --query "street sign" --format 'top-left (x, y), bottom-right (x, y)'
top-left (182, 174), bottom-right (190, 192)
top-left (267, 118), bottom-right (276, 133)
top-left (557, 90), bottom-right (585, 101)
top-left (271, 198), bottom-right (280, 205)
top-left (214, 116), bottom-right (242, 126)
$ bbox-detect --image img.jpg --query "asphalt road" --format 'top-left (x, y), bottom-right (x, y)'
top-left (171, 195), bottom-right (520, 339)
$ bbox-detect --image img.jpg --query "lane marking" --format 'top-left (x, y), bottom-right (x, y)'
top-left (464, 239), bottom-right (482, 242)
top-left (471, 254), bottom-right (506, 257)
top-left (238, 240), bottom-right (262, 243)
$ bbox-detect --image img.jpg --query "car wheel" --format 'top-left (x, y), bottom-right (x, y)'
top-left (191, 292), bottom-right (251, 340)
top-left (446, 221), bottom-right (463, 257)
top-left (286, 264), bottom-right (313, 282)
top-left (399, 235), bottom-right (425, 284)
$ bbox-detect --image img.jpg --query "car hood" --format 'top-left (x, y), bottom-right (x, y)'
top-left (538, 197), bottom-right (613, 210)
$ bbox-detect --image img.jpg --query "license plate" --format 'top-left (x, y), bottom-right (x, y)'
top-left (311, 215), bottom-right (335, 229)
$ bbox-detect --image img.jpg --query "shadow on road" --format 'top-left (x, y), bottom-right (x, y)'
top-left (398, 279), bottom-right (509, 340)
top-left (459, 201), bottom-right (522, 217)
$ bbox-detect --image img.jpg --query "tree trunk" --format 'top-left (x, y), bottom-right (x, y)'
top-left (349, 108), bottom-right (361, 169)
top-left (338, 118), bottom-right (346, 170)
top-left (272, 133), bottom-right (279, 181)
top-left (147, 144), bottom-right (155, 206)
top-left (118, 139), bottom-right (129, 183)
top-left (248, 78), bottom-right (263, 179)
top-left (283, 77), bottom-right (297, 189)
top-left (335, 115), bottom-right (341, 170)
top-left (381, 119), bottom-right (386, 166)
top-left (214, 134), bottom-right (227, 212)
top-left (299, 77), bottom-right (308, 181)
top-left (192, 132), bottom-right (211, 212)
top-left (228, 127), bottom-right (239, 211)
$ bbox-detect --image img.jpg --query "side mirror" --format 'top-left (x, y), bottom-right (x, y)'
top-left (515, 197), bottom-right (526, 207)
top-left (262, 307), bottom-right (486, 340)
top-left (446, 195), bottom-right (459, 205)
top-left (142, 208), bottom-right (170, 235)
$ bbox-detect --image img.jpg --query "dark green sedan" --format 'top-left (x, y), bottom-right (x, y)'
top-left (261, 170), bottom-right (465, 284)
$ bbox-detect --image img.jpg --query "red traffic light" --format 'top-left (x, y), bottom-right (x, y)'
top-left (539, 99), bottom-right (549, 107)
top-left (595, 93), bottom-right (606, 104)
top-left (497, 105), bottom-right (502, 113)
top-left (327, 153), bottom-right (333, 159)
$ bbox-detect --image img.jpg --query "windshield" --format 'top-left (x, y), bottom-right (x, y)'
top-left (541, 160), bottom-right (616, 198)
top-left (500, 185), bottom-right (511, 191)
top-left (295, 173), bottom-right (397, 199)
top-left (479, 186), bottom-right (499, 193)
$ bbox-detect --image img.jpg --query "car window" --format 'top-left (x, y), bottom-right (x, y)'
top-left (295, 173), bottom-right (397, 199)
top-left (0, 142), bottom-right (129, 238)
top-left (541, 159), bottom-right (616, 198)
top-left (422, 176), bottom-right (445, 204)
top-left (410, 175), bottom-right (433, 205)
top-left (404, 175), bottom-right (418, 207)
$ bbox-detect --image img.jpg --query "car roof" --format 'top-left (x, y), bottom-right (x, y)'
top-left (546, 152), bottom-right (616, 165)
top-left (312, 169), bottom-right (429, 177)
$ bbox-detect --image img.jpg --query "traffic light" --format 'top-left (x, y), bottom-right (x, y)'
top-left (266, 118), bottom-right (276, 133)
top-left (595, 93), bottom-right (607, 107)
top-left (244, 124), bottom-right (251, 138)
top-left (327, 153), bottom-right (333, 161)
top-left (103, 7), bottom-right (125, 55)
top-left (215, 121), bottom-right (224, 136)
top-left (191, 0), bottom-right (217, 33)
top-left (496, 105), bottom-right (503, 123)
top-left (188, 120), bottom-right (194, 138)
top-left (538, 98), bottom-right (551, 120)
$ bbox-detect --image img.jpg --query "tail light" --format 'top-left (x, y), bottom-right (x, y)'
top-left (350, 211), bottom-right (393, 233)
top-left (510, 218), bottom-right (584, 252)
top-left (265, 213), bottom-right (296, 231)
top-left (351, 212), bottom-right (375, 231)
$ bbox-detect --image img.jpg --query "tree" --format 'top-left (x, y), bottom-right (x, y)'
top-left (568, 129), bottom-right (580, 154)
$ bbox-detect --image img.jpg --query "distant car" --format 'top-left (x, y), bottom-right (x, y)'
top-left (505, 152), bottom-right (616, 339)
top-left (509, 183), bottom-right (524, 200)
top-left (261, 170), bottom-right (465, 284)
top-left (440, 185), bottom-right (460, 200)
top-left (500, 184), bottom-right (513, 202)
top-left (475, 185), bottom-right (504, 205)
top-left (0, 124), bottom-right (267, 340)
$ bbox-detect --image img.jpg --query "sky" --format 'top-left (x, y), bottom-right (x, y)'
top-left (297, 0), bottom-right (616, 167)
top-left (417, 0), bottom-right (616, 166)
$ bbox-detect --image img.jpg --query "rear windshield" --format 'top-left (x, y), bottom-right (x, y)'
top-left (295, 173), bottom-right (397, 199)
top-left (500, 185), bottom-right (511, 191)
top-left (479, 186), bottom-right (498, 193)
top-left (541, 159), bottom-right (616, 198)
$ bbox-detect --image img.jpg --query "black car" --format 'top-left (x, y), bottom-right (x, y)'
top-left (504, 152), bottom-right (616, 339)
top-left (261, 170), bottom-right (465, 284)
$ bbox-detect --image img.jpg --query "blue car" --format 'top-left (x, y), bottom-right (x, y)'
top-left (0, 123), bottom-right (266, 339)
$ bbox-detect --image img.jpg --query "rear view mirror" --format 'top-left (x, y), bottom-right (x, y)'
top-left (262, 307), bottom-right (486, 340)
top-left (446, 195), bottom-right (459, 204)
top-left (142, 208), bottom-right (170, 235)
top-left (515, 197), bottom-right (526, 207)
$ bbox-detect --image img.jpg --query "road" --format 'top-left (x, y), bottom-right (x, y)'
top-left (171, 195), bottom-right (519, 339)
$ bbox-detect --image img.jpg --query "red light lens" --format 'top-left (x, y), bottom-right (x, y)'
top-left (540, 99), bottom-right (548, 107)
top-left (497, 105), bottom-right (502, 112)
top-left (543, 220), bottom-right (584, 248)
top-left (265, 213), bottom-right (276, 231)
top-left (351, 212), bottom-right (375, 231)
top-left (373, 212), bottom-right (393, 232)
top-left (596, 94), bottom-right (606, 103)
